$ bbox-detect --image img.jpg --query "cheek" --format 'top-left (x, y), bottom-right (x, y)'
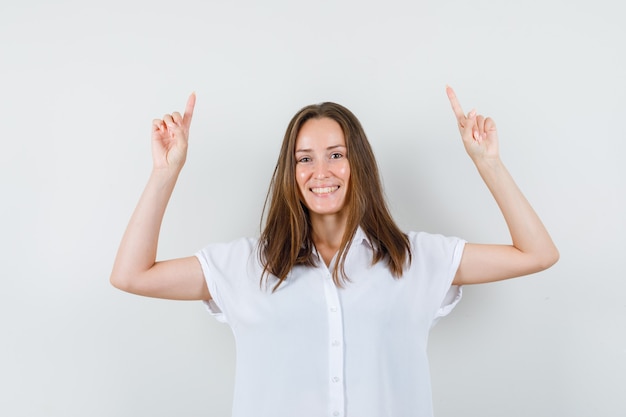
top-left (295, 168), bottom-right (308, 187)
top-left (339, 163), bottom-right (350, 182)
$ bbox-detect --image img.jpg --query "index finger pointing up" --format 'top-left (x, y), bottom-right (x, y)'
top-left (446, 85), bottom-right (465, 121)
top-left (182, 92), bottom-right (196, 129)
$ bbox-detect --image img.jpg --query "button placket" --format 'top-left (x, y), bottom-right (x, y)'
top-left (322, 270), bottom-right (345, 417)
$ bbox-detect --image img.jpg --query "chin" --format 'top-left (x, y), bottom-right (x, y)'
top-left (308, 204), bottom-right (347, 217)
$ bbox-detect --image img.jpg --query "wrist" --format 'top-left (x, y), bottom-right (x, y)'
top-left (150, 166), bottom-right (182, 183)
top-left (472, 155), bottom-right (503, 171)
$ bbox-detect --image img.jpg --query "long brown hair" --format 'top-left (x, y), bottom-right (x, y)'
top-left (260, 102), bottom-right (411, 291)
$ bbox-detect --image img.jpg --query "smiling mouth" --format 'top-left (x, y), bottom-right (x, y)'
top-left (310, 186), bottom-right (339, 195)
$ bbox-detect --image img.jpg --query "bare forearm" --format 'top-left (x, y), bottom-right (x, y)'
top-left (110, 168), bottom-right (181, 287)
top-left (474, 157), bottom-right (559, 267)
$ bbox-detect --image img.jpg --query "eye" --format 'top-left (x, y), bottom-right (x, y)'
top-left (297, 156), bottom-right (311, 163)
top-left (330, 152), bottom-right (344, 159)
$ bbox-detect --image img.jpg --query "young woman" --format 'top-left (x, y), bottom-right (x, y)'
top-left (110, 86), bottom-right (558, 417)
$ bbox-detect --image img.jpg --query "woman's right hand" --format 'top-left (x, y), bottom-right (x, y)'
top-left (151, 93), bottom-right (196, 170)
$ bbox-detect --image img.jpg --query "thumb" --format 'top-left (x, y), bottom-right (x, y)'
top-left (461, 109), bottom-right (477, 141)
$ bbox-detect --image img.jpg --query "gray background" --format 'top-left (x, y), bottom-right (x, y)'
top-left (1, 0), bottom-right (624, 416)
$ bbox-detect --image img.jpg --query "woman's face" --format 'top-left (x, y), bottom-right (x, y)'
top-left (294, 117), bottom-right (351, 219)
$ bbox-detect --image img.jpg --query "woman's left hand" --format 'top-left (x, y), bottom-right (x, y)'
top-left (446, 86), bottom-right (499, 162)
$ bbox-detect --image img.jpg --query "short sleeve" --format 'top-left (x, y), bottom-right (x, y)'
top-left (200, 299), bottom-right (226, 322)
top-left (435, 235), bottom-right (465, 323)
top-left (408, 232), bottom-right (466, 327)
top-left (195, 237), bottom-right (260, 325)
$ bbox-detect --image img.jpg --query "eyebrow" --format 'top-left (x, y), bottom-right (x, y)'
top-left (295, 144), bottom-right (347, 154)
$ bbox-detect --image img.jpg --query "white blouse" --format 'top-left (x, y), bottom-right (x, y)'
top-left (195, 228), bottom-right (465, 417)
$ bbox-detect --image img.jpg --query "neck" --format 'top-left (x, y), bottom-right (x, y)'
top-left (310, 213), bottom-right (349, 266)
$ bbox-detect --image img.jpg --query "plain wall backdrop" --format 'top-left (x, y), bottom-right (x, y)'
top-left (1, 0), bottom-right (624, 416)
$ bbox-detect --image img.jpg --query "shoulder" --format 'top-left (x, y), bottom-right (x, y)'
top-left (198, 236), bottom-right (259, 251)
top-left (196, 236), bottom-right (261, 264)
top-left (406, 231), bottom-right (466, 260)
top-left (407, 230), bottom-right (464, 245)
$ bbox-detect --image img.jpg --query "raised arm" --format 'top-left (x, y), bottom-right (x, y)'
top-left (110, 93), bottom-right (210, 300)
top-left (445, 86), bottom-right (559, 285)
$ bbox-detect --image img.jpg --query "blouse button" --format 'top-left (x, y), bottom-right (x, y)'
top-left (330, 306), bottom-right (338, 312)
top-left (332, 340), bottom-right (340, 347)
top-left (332, 376), bottom-right (340, 383)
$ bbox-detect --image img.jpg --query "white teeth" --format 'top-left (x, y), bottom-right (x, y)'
top-left (311, 186), bottom-right (338, 194)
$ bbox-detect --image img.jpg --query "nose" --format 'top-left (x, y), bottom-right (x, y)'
top-left (313, 159), bottom-right (329, 179)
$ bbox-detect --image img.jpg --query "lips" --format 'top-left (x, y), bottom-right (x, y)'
top-left (310, 186), bottom-right (339, 194)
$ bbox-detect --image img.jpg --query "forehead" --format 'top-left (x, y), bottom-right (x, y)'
top-left (295, 117), bottom-right (346, 149)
